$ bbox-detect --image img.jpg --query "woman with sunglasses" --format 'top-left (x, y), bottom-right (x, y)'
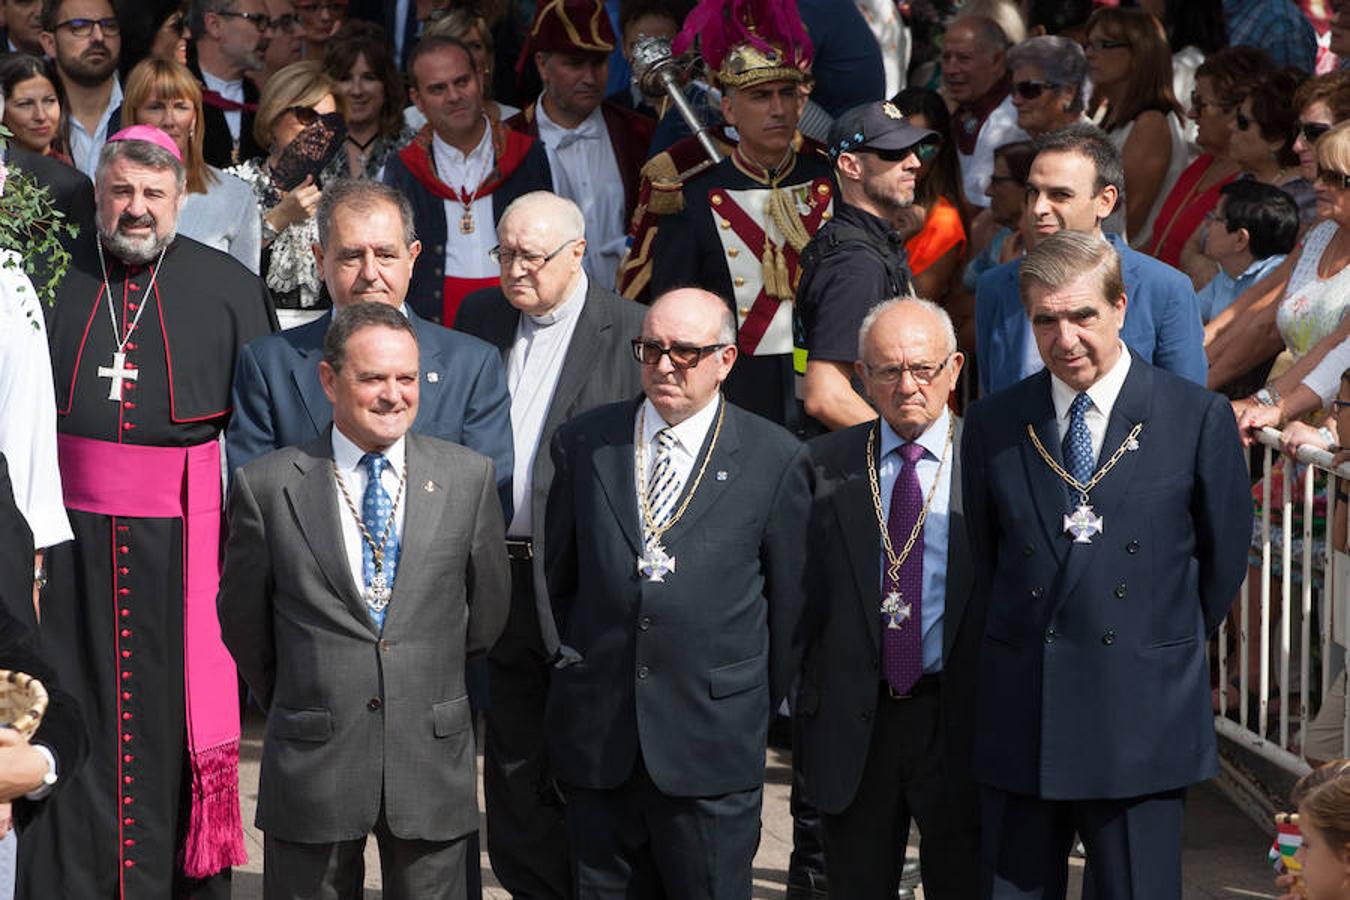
top-left (229, 61), bottom-right (346, 312)
top-left (1005, 36), bottom-right (1086, 138)
top-left (1145, 46), bottom-right (1276, 272)
top-left (123, 58), bottom-right (262, 274)
top-left (891, 88), bottom-right (972, 315)
top-left (1083, 7), bottom-right (1189, 248)
top-left (322, 21), bottom-right (412, 181)
top-left (117, 1), bottom-right (188, 80)
top-left (0, 54), bottom-right (71, 163)
top-left (1226, 71), bottom-right (1317, 223)
top-left (1293, 74), bottom-right (1350, 188)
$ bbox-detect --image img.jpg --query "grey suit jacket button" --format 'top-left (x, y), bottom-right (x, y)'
top-left (367, 697), bottom-right (382, 711)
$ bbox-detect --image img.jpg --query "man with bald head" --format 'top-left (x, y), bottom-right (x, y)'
top-left (800, 297), bottom-right (981, 897)
top-left (456, 191), bottom-right (645, 899)
top-left (544, 287), bottom-right (812, 897)
top-left (942, 15), bottom-right (1027, 207)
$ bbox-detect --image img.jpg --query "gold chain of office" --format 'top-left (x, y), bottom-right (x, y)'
top-left (1024, 421), bottom-right (1144, 501)
top-left (332, 457), bottom-right (409, 575)
top-left (635, 398), bottom-right (727, 545)
top-left (865, 416), bottom-right (954, 585)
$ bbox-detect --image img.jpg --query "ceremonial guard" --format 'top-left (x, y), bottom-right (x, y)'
top-left (635, 0), bottom-right (834, 430)
top-left (506, 0), bottom-right (655, 290)
top-left (20, 126), bottom-right (274, 898)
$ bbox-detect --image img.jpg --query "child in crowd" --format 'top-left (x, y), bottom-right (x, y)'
top-left (1278, 760), bottom-right (1350, 899)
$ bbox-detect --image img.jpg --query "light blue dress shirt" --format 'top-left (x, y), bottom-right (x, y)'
top-left (1196, 253), bottom-right (1286, 324)
top-left (878, 408), bottom-right (952, 674)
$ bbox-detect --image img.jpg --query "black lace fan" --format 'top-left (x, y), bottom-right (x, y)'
top-left (271, 112), bottom-right (348, 192)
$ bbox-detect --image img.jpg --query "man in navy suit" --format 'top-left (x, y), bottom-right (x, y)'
top-left (962, 230), bottom-right (1250, 898)
top-left (226, 178), bottom-right (513, 512)
top-left (975, 124), bottom-right (1206, 396)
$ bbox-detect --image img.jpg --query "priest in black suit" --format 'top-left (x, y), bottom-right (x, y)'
top-left (455, 190), bottom-right (645, 900)
top-left (799, 297), bottom-right (981, 898)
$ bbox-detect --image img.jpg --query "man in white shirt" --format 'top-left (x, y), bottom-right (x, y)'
top-left (455, 192), bottom-right (644, 900)
top-left (218, 300), bottom-right (510, 900)
top-left (188, 0), bottom-right (268, 167)
top-left (943, 15), bottom-right (1026, 208)
top-left (384, 34), bottom-right (553, 325)
top-left (506, 0), bottom-right (653, 290)
top-left (38, 0), bottom-right (121, 179)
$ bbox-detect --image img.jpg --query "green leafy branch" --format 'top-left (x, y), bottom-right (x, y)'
top-left (0, 164), bottom-right (78, 313)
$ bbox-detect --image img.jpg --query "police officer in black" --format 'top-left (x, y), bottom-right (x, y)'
top-left (798, 102), bottom-right (936, 433)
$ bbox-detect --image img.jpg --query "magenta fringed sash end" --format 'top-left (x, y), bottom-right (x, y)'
top-left (181, 740), bottom-right (248, 878)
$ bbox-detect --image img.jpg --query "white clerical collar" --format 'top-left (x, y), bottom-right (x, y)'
top-left (535, 94), bottom-right (606, 141)
top-left (332, 426), bottom-right (407, 475)
top-left (879, 406), bottom-right (950, 462)
top-left (1050, 340), bottom-right (1131, 422)
top-left (432, 117), bottom-right (494, 166)
top-left (640, 392), bottom-right (720, 457)
top-left (528, 271), bottom-right (588, 326)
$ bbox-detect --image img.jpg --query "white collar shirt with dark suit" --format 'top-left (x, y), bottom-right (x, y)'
top-left (331, 428), bottom-right (407, 593)
top-left (634, 394), bottom-right (719, 504)
top-left (1049, 340), bottom-right (1131, 458)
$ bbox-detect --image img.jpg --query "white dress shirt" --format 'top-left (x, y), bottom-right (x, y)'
top-left (432, 122), bottom-right (499, 279)
top-left (957, 93), bottom-right (1027, 210)
top-left (535, 97), bottom-right (626, 290)
top-left (506, 273), bottom-right (588, 536)
top-left (0, 251), bottom-right (71, 549)
top-left (201, 69), bottom-right (244, 145)
top-left (633, 394), bottom-right (721, 523)
top-left (70, 78), bottom-right (122, 180)
top-left (331, 428), bottom-right (408, 595)
top-left (1050, 342), bottom-right (1133, 462)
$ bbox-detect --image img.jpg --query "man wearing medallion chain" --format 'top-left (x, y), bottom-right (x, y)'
top-left (642, 0), bottom-right (834, 432)
top-left (384, 34), bottom-right (552, 326)
top-left (218, 301), bottom-right (510, 900)
top-left (544, 287), bottom-right (812, 897)
top-left (799, 297), bottom-right (980, 899)
top-left (21, 125), bottom-right (274, 899)
top-left (962, 230), bottom-right (1250, 899)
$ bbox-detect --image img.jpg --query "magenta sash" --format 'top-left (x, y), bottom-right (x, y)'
top-left (57, 434), bottom-right (246, 878)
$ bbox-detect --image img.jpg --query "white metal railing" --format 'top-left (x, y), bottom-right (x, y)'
top-left (1214, 427), bottom-right (1350, 780)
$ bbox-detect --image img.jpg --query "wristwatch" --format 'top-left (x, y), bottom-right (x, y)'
top-left (25, 744), bottom-right (56, 800)
top-left (33, 562), bottom-right (45, 590)
top-left (1255, 386), bottom-right (1281, 407)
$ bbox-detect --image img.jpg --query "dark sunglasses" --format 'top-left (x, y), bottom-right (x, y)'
top-left (631, 339), bottom-right (727, 369)
top-left (1301, 122), bottom-right (1333, 145)
top-left (1318, 165), bottom-right (1350, 189)
top-left (53, 16), bottom-right (120, 37)
top-left (285, 105), bottom-right (321, 126)
top-left (1014, 80), bottom-right (1054, 100)
top-left (871, 139), bottom-right (940, 163)
top-left (216, 10), bottom-right (271, 30)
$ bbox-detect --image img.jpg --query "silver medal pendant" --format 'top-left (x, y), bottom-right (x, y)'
top-left (637, 542), bottom-right (676, 582)
top-left (366, 569), bottom-right (392, 611)
top-left (1063, 501), bottom-right (1103, 544)
top-left (881, 590), bottom-right (912, 630)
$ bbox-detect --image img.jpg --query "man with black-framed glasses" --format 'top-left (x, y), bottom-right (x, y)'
top-left (38, 0), bottom-right (122, 179)
top-left (455, 190), bottom-right (644, 900)
top-left (187, 0), bottom-right (268, 167)
top-left (544, 285), bottom-right (811, 898)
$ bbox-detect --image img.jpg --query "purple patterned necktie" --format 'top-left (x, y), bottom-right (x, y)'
top-left (882, 441), bottom-right (926, 695)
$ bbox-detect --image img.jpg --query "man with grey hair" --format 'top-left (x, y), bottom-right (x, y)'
top-left (941, 16), bottom-right (1027, 207)
top-left (189, 0), bottom-right (268, 167)
top-left (800, 295), bottom-right (981, 897)
top-left (21, 126), bottom-right (274, 898)
top-left (962, 230), bottom-right (1249, 899)
top-left (456, 190), bottom-right (644, 899)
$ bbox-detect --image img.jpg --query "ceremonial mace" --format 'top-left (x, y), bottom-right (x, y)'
top-left (631, 35), bottom-right (724, 164)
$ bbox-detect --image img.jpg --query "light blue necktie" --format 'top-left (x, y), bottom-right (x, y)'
top-left (360, 452), bottom-right (400, 630)
top-left (1062, 392), bottom-right (1095, 485)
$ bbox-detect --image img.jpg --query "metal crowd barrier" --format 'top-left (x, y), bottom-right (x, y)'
top-left (1214, 427), bottom-right (1350, 781)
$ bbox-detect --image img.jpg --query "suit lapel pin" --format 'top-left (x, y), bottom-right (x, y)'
top-left (426, 371), bottom-right (440, 383)
top-left (1126, 436), bottom-right (1140, 451)
top-left (716, 470), bottom-right (728, 481)
top-left (423, 480), bottom-right (436, 493)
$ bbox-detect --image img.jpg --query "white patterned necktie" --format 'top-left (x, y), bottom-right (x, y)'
top-left (646, 429), bottom-right (680, 527)
top-left (360, 452), bottom-right (400, 630)
top-left (1063, 392), bottom-right (1095, 485)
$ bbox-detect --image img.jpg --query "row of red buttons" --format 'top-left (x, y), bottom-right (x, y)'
top-left (114, 522), bottom-right (137, 870)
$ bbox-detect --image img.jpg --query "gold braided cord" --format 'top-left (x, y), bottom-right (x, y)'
top-left (865, 418), bottom-right (954, 585)
top-left (1024, 421), bottom-right (1144, 500)
top-left (332, 457), bottom-right (408, 574)
top-left (635, 398), bottom-right (728, 546)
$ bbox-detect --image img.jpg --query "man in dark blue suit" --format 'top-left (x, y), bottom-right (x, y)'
top-left (962, 230), bottom-right (1251, 898)
top-left (226, 179), bottom-right (513, 510)
top-left (975, 124), bottom-right (1206, 396)
top-left (544, 287), bottom-right (812, 897)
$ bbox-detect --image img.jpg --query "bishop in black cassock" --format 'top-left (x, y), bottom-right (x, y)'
top-left (19, 129), bottom-right (274, 899)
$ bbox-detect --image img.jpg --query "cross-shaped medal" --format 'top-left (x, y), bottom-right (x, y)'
top-left (637, 543), bottom-right (675, 582)
top-left (881, 590), bottom-right (912, 630)
top-left (98, 351), bottom-right (138, 401)
top-left (1063, 503), bottom-right (1103, 544)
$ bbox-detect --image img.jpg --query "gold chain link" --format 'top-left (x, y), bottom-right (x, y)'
top-left (1024, 420), bottom-right (1144, 501)
top-left (635, 398), bottom-right (727, 547)
top-left (865, 417), bottom-right (954, 585)
top-left (333, 456), bottom-right (408, 574)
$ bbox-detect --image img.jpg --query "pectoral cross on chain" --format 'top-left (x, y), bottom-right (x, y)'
top-left (1063, 503), bottom-right (1103, 544)
top-left (881, 590), bottom-right (912, 630)
top-left (98, 351), bottom-right (138, 401)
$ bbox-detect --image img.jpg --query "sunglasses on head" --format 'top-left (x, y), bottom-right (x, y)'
top-left (1318, 165), bottom-right (1350, 189)
top-left (1301, 122), bottom-right (1333, 144)
top-left (1014, 80), bottom-right (1054, 100)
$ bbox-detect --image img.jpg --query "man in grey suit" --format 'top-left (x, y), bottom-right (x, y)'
top-left (217, 302), bottom-right (511, 899)
top-left (544, 288), bottom-right (813, 897)
top-left (456, 191), bottom-right (645, 900)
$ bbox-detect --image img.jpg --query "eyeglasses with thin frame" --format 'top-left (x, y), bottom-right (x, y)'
top-left (1014, 79), bottom-right (1055, 101)
top-left (215, 10), bottom-right (271, 30)
top-left (295, 1), bottom-right (349, 13)
top-left (631, 339), bottom-right (728, 369)
top-left (53, 16), bottom-right (120, 37)
top-left (1085, 38), bottom-right (1129, 52)
top-left (863, 355), bottom-right (953, 386)
top-left (489, 239), bottom-right (577, 271)
top-left (1301, 121), bottom-right (1333, 145)
top-left (266, 12), bottom-right (303, 32)
top-left (1317, 165), bottom-right (1350, 189)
